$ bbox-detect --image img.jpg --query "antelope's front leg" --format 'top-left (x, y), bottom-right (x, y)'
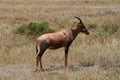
top-left (65, 47), bottom-right (69, 67)
top-left (65, 53), bottom-right (68, 67)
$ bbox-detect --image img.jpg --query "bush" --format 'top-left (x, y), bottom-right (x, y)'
top-left (36, 22), bottom-right (49, 35)
top-left (17, 22), bottom-right (55, 35)
top-left (28, 22), bottom-right (37, 32)
top-left (17, 24), bottom-right (27, 34)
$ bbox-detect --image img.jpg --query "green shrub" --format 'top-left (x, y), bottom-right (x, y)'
top-left (45, 28), bottom-right (55, 33)
top-left (35, 22), bottom-right (55, 35)
top-left (28, 22), bottom-right (37, 32)
top-left (35, 22), bottom-right (49, 34)
top-left (17, 22), bottom-right (55, 35)
top-left (17, 24), bottom-right (27, 34)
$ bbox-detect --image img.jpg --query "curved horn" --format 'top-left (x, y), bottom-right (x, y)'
top-left (74, 16), bottom-right (82, 23)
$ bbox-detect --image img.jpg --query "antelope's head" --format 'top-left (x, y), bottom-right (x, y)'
top-left (74, 16), bottom-right (89, 35)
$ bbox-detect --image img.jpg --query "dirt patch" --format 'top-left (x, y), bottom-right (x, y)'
top-left (0, 64), bottom-right (100, 75)
top-left (0, 64), bottom-right (35, 75)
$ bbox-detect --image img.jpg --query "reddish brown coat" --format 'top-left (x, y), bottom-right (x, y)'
top-left (35, 16), bottom-right (89, 71)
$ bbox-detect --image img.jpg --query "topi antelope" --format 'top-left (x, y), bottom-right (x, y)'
top-left (35, 16), bottom-right (89, 71)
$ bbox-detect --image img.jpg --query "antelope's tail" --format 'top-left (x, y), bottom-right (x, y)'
top-left (36, 45), bottom-right (38, 54)
top-left (36, 40), bottom-right (39, 54)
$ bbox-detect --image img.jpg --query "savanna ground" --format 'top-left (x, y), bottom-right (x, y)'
top-left (0, 0), bottom-right (120, 80)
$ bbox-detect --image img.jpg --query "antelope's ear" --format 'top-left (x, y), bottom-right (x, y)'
top-left (74, 16), bottom-right (82, 23)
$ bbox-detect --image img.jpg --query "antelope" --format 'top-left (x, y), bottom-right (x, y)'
top-left (35, 16), bottom-right (89, 71)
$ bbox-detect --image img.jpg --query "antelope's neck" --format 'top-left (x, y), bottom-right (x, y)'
top-left (71, 27), bottom-right (80, 39)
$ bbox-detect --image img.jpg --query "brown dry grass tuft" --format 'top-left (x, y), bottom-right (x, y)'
top-left (0, 0), bottom-right (120, 80)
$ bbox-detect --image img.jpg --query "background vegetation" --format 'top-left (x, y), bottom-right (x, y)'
top-left (17, 22), bottom-right (54, 35)
top-left (0, 0), bottom-right (120, 80)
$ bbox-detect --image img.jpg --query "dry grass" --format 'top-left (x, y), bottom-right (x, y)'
top-left (0, 0), bottom-right (120, 80)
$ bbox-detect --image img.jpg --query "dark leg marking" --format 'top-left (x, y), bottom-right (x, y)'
top-left (65, 40), bottom-right (72, 67)
top-left (65, 47), bottom-right (69, 66)
top-left (36, 40), bottom-right (50, 71)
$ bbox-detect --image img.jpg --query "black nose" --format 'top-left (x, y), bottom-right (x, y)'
top-left (86, 32), bottom-right (89, 35)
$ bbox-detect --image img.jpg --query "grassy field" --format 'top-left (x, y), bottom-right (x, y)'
top-left (0, 0), bottom-right (120, 80)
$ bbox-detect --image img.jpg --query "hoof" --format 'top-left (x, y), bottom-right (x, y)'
top-left (34, 69), bottom-right (40, 72)
top-left (40, 68), bottom-right (44, 72)
top-left (34, 68), bottom-right (44, 72)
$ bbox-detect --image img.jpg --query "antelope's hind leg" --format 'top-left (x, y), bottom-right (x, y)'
top-left (35, 45), bottom-right (39, 71)
top-left (35, 55), bottom-right (39, 71)
top-left (37, 41), bottom-right (49, 71)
